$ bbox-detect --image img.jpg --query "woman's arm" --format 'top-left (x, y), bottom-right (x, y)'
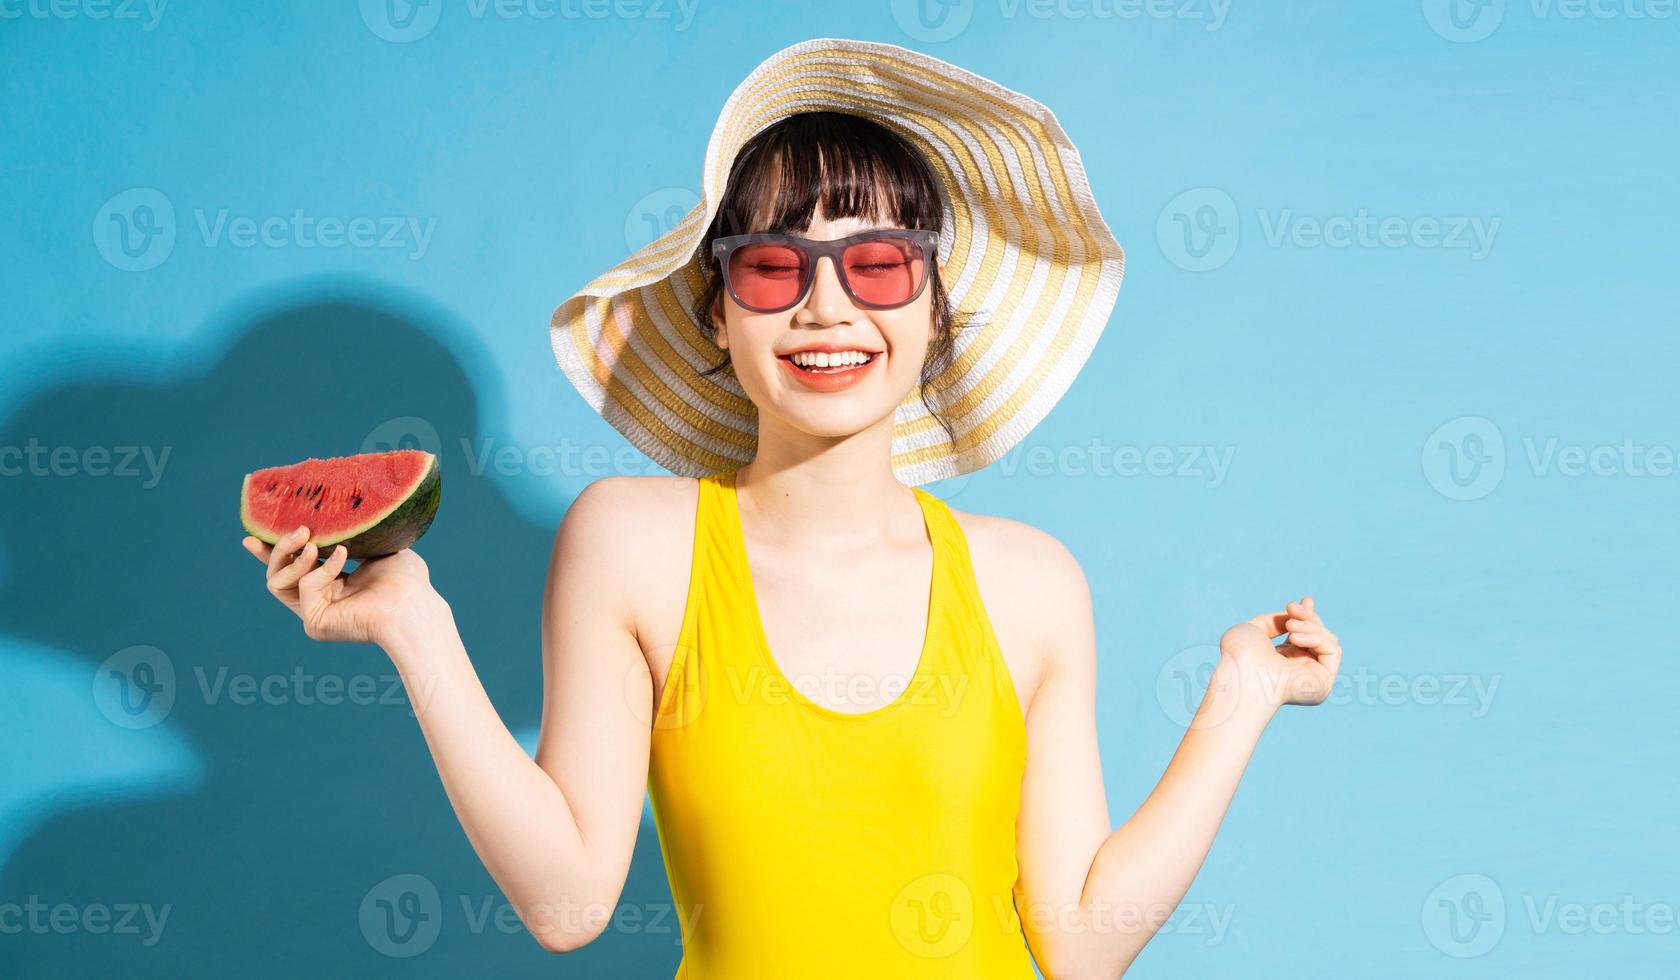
top-left (242, 477), bottom-right (657, 953)
top-left (1009, 535), bottom-right (1341, 979)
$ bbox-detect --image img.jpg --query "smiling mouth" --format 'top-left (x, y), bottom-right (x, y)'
top-left (778, 352), bottom-right (881, 375)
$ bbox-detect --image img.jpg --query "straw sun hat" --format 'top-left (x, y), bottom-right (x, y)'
top-left (549, 36), bottom-right (1125, 487)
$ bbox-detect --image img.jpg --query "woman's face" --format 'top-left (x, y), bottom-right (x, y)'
top-left (711, 204), bottom-right (935, 444)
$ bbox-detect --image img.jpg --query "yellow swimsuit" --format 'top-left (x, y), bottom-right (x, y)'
top-left (646, 469), bottom-right (1038, 978)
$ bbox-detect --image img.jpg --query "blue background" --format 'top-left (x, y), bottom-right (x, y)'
top-left (2, 1), bottom-right (1675, 976)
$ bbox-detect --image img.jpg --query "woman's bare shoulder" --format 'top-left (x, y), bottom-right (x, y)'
top-left (945, 502), bottom-right (1094, 691)
top-left (945, 503), bottom-right (1087, 586)
top-left (555, 475), bottom-right (702, 644)
top-left (559, 474), bottom-right (700, 555)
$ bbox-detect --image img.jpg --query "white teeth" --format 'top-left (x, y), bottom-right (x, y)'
top-left (790, 350), bottom-right (872, 368)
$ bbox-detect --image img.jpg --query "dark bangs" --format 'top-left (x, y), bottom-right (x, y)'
top-left (709, 110), bottom-right (946, 236)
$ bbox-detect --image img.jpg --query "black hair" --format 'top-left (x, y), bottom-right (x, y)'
top-left (689, 110), bottom-right (966, 448)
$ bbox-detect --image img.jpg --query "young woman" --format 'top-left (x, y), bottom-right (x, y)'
top-left (242, 39), bottom-right (1341, 979)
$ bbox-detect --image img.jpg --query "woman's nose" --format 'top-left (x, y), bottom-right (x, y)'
top-left (799, 255), bottom-right (855, 321)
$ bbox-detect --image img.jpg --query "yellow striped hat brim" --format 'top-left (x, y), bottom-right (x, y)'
top-left (550, 36), bottom-right (1125, 486)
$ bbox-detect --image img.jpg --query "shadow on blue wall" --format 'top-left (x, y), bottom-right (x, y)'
top-left (0, 286), bottom-right (681, 977)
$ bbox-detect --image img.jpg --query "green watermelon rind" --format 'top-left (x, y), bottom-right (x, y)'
top-left (240, 452), bottom-right (442, 560)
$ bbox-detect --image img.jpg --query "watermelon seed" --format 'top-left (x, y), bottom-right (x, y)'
top-left (351, 496), bottom-right (362, 509)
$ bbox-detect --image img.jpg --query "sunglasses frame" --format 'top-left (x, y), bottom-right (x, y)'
top-left (711, 228), bottom-right (940, 314)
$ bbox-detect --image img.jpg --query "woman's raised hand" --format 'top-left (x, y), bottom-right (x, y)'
top-left (241, 526), bottom-right (440, 648)
top-left (1219, 596), bottom-right (1343, 708)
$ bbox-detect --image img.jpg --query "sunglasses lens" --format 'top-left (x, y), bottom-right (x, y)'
top-left (727, 242), bottom-right (808, 311)
top-left (842, 236), bottom-right (926, 308)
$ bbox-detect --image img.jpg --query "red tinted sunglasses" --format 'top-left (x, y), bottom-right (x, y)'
top-left (711, 228), bottom-right (939, 314)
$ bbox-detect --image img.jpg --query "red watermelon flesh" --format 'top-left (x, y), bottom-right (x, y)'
top-left (240, 449), bottom-right (441, 559)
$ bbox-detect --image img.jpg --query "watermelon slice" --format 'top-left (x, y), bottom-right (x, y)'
top-left (240, 449), bottom-right (441, 559)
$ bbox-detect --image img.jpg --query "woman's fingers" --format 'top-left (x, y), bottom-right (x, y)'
top-left (269, 542), bottom-right (319, 592)
top-left (1244, 609), bottom-right (1290, 639)
top-left (266, 526), bottom-right (311, 577)
top-left (1286, 598), bottom-right (1322, 626)
top-left (296, 544), bottom-right (350, 633)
